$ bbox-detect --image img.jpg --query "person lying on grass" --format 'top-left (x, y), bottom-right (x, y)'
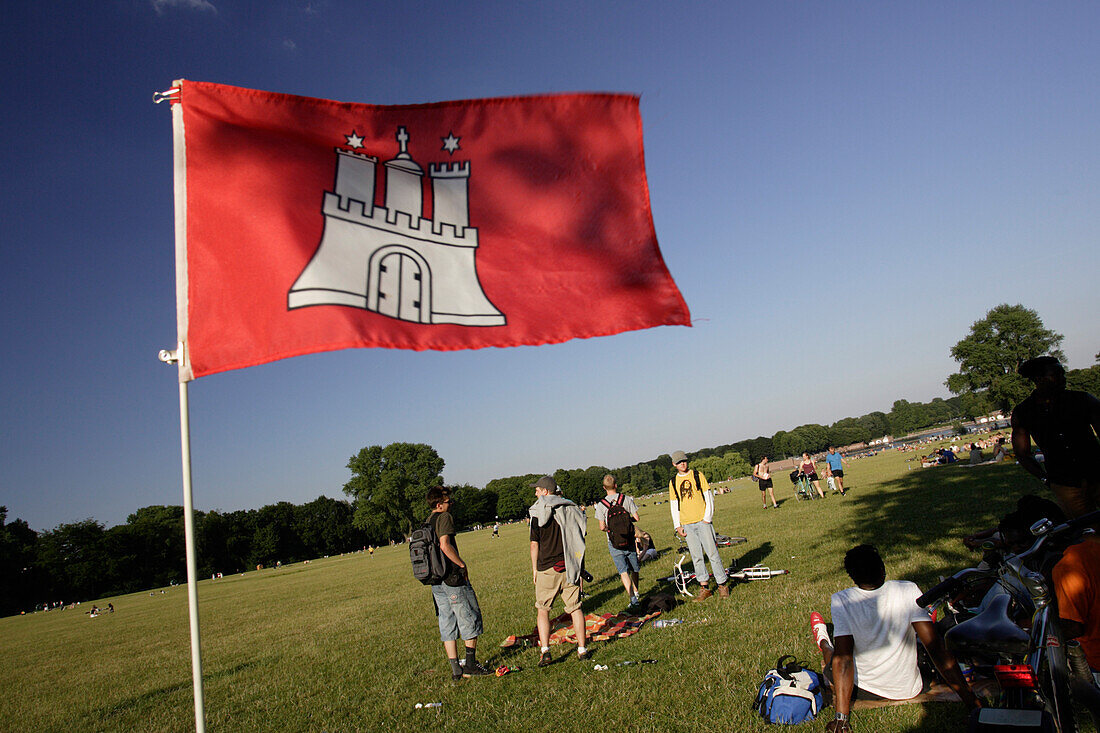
top-left (810, 544), bottom-right (979, 732)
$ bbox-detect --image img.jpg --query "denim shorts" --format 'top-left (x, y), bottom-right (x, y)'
top-left (431, 582), bottom-right (484, 642)
top-left (609, 544), bottom-right (640, 574)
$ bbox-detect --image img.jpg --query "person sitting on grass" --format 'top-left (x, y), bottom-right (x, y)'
top-left (810, 544), bottom-right (979, 732)
top-left (635, 529), bottom-right (657, 563)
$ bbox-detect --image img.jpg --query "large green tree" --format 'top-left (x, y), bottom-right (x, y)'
top-left (946, 304), bottom-right (1064, 412)
top-left (488, 474), bottom-right (541, 520)
top-left (343, 443), bottom-right (444, 541)
top-left (1067, 354), bottom-right (1100, 396)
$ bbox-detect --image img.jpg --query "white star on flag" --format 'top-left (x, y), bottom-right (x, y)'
top-left (441, 132), bottom-right (461, 155)
top-left (345, 131), bottom-right (364, 148)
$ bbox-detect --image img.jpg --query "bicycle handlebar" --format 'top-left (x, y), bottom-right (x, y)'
top-left (1014, 509), bottom-right (1100, 566)
top-left (917, 511), bottom-right (1100, 609)
top-left (915, 568), bottom-right (991, 607)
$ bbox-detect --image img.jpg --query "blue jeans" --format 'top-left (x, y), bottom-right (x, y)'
top-left (683, 521), bottom-right (727, 586)
top-left (608, 543), bottom-right (640, 574)
top-left (431, 582), bottom-right (484, 642)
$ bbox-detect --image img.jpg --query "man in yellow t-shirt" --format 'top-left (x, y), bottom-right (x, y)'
top-left (668, 450), bottom-right (728, 602)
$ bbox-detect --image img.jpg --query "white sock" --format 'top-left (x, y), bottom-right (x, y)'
top-left (577, 646), bottom-right (587, 655)
top-left (541, 646), bottom-right (549, 653)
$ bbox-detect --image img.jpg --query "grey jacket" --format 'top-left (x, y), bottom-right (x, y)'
top-left (529, 495), bottom-right (588, 585)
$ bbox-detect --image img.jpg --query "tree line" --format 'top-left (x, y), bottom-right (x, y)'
top-left (4, 304), bottom-right (1094, 616)
top-left (0, 391), bottom-right (991, 617)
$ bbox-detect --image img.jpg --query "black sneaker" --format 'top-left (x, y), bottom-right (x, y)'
top-left (538, 650), bottom-right (553, 667)
top-left (577, 648), bottom-right (592, 661)
top-left (462, 661), bottom-right (493, 677)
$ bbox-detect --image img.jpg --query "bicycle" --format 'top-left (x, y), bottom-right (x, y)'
top-left (918, 509), bottom-right (1100, 732)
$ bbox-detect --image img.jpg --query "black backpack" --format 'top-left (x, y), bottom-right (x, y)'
top-left (409, 517), bottom-right (447, 585)
top-left (601, 494), bottom-right (635, 551)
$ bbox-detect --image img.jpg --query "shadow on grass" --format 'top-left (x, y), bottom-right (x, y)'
top-left (729, 541), bottom-right (774, 572)
top-left (832, 462), bottom-right (1048, 589)
top-left (95, 660), bottom-right (262, 720)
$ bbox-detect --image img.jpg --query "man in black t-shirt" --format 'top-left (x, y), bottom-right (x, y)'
top-left (528, 476), bottom-right (590, 666)
top-left (1012, 356), bottom-right (1100, 519)
top-left (425, 486), bottom-right (491, 680)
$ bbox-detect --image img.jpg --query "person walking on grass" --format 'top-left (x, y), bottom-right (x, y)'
top-left (668, 450), bottom-right (729, 602)
top-left (528, 476), bottom-right (590, 666)
top-left (800, 452), bottom-right (825, 498)
top-left (825, 446), bottom-right (846, 495)
top-left (809, 545), bottom-right (978, 732)
top-left (425, 486), bottom-right (492, 680)
top-left (753, 456), bottom-right (778, 509)
top-left (594, 474), bottom-right (641, 607)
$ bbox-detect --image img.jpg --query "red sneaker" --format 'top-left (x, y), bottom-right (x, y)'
top-left (810, 611), bottom-right (829, 650)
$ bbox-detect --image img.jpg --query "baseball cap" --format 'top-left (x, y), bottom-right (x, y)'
top-left (531, 475), bottom-right (559, 493)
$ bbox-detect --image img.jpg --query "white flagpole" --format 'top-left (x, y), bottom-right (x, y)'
top-left (157, 81), bottom-right (206, 733)
top-left (177, 375), bottom-right (207, 733)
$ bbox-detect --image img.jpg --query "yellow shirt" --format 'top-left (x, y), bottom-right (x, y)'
top-left (669, 470), bottom-right (710, 525)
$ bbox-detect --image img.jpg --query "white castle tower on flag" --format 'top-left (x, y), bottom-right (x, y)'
top-left (288, 127), bottom-right (505, 326)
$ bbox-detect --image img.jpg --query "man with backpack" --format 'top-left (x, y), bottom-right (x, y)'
top-left (423, 486), bottom-right (492, 680)
top-left (668, 450), bottom-right (729, 602)
top-left (594, 474), bottom-right (641, 607)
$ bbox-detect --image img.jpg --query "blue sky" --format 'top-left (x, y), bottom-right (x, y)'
top-left (2, 1), bottom-right (1097, 531)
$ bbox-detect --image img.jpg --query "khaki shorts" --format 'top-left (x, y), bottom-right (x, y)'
top-left (534, 568), bottom-right (581, 613)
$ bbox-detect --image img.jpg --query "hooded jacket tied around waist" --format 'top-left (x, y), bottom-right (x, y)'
top-left (528, 495), bottom-right (588, 585)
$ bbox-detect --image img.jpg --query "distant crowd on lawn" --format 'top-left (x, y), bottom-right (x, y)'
top-left (421, 356), bottom-right (1100, 733)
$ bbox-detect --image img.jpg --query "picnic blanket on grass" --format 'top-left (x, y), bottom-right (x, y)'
top-left (500, 611), bottom-right (661, 647)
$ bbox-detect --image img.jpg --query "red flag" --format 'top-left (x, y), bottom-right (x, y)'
top-left (169, 80), bottom-right (689, 380)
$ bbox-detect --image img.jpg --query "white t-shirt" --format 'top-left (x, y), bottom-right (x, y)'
top-left (830, 580), bottom-right (930, 699)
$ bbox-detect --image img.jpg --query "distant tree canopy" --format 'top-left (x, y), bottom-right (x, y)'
top-left (947, 303), bottom-right (1065, 412)
top-left (343, 443), bottom-right (445, 542)
top-left (0, 497), bottom-right (370, 617)
top-left (447, 484), bottom-right (498, 528)
top-left (1067, 355), bottom-right (1100, 397)
top-left (486, 474), bottom-right (541, 521)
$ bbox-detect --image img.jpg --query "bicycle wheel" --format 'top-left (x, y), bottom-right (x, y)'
top-left (1039, 646), bottom-right (1079, 733)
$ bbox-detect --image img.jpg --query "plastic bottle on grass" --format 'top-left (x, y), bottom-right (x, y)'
top-left (654, 618), bottom-right (683, 628)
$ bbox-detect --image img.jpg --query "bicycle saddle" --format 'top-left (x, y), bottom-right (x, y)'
top-left (945, 592), bottom-right (1030, 658)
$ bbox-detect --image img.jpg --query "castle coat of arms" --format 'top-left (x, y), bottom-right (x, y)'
top-left (288, 127), bottom-right (505, 327)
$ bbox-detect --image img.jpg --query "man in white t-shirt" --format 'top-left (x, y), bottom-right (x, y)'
top-left (810, 545), bottom-right (978, 732)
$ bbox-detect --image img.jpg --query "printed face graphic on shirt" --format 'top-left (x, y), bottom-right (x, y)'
top-left (678, 478), bottom-right (695, 500)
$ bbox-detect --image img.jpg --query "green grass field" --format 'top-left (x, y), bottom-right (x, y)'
top-left (3, 448), bottom-right (1081, 732)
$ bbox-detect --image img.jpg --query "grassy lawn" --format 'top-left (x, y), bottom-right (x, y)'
top-left (2, 447), bottom-right (1072, 732)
